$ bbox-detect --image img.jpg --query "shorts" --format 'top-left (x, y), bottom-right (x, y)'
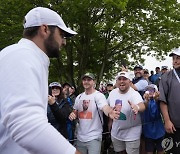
top-left (162, 128), bottom-right (180, 154)
top-left (111, 136), bottom-right (140, 154)
top-left (76, 138), bottom-right (102, 154)
top-left (144, 137), bottom-right (164, 152)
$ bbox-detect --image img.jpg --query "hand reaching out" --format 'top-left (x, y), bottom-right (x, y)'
top-left (108, 108), bottom-right (120, 120)
top-left (128, 100), bottom-right (139, 115)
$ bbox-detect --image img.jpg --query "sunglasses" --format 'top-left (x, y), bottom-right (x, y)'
top-left (52, 86), bottom-right (60, 90)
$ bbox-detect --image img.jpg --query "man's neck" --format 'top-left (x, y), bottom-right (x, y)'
top-left (85, 88), bottom-right (96, 95)
top-left (175, 67), bottom-right (180, 72)
top-left (119, 86), bottom-right (130, 94)
top-left (174, 67), bottom-right (180, 77)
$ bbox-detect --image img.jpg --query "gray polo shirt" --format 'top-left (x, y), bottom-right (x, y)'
top-left (159, 70), bottom-right (180, 128)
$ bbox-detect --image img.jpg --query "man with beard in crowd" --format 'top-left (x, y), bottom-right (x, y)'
top-left (0, 7), bottom-right (80, 154)
top-left (131, 65), bottom-right (148, 97)
top-left (69, 73), bottom-right (120, 154)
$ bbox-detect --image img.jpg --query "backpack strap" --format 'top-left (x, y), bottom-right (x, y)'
top-left (58, 100), bottom-right (67, 109)
top-left (94, 91), bottom-right (103, 125)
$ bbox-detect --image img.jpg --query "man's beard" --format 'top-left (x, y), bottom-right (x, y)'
top-left (83, 107), bottom-right (88, 111)
top-left (44, 33), bottom-right (60, 58)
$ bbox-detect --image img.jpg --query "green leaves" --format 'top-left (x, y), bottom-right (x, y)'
top-left (0, 0), bottom-right (179, 91)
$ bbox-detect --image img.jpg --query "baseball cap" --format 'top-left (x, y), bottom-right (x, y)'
top-left (81, 73), bottom-right (95, 80)
top-left (143, 69), bottom-right (149, 74)
top-left (107, 82), bottom-right (113, 86)
top-left (49, 82), bottom-right (61, 88)
top-left (134, 64), bottom-right (143, 70)
top-left (169, 48), bottom-right (180, 57)
top-left (62, 82), bottom-right (71, 88)
top-left (115, 71), bottom-right (131, 80)
top-left (145, 84), bottom-right (158, 92)
top-left (23, 7), bottom-right (77, 37)
top-left (161, 66), bottom-right (168, 70)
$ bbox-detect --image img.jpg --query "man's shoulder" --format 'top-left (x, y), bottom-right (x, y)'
top-left (76, 92), bottom-right (85, 99)
top-left (161, 70), bottom-right (173, 81)
top-left (94, 90), bottom-right (106, 99)
top-left (108, 88), bottom-right (119, 97)
top-left (129, 87), bottom-right (142, 97)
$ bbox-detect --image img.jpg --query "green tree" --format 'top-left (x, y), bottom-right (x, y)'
top-left (0, 0), bottom-right (180, 93)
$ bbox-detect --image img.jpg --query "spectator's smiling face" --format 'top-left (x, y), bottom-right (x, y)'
top-left (52, 86), bottom-right (61, 96)
top-left (117, 76), bottom-right (130, 93)
top-left (82, 77), bottom-right (94, 90)
top-left (134, 68), bottom-right (143, 78)
top-left (172, 55), bottom-right (180, 69)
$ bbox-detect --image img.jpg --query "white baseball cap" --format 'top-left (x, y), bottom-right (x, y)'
top-left (146, 84), bottom-right (158, 92)
top-left (49, 82), bottom-right (61, 88)
top-left (116, 71), bottom-right (131, 80)
top-left (169, 48), bottom-right (180, 57)
top-left (23, 7), bottom-right (77, 37)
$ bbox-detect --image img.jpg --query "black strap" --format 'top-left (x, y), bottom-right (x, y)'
top-left (94, 93), bottom-right (103, 125)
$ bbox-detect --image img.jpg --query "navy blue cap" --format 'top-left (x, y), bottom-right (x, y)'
top-left (134, 65), bottom-right (143, 70)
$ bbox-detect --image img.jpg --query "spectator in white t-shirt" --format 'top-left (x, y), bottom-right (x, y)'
top-left (108, 71), bottom-right (145, 154)
top-left (69, 72), bottom-right (120, 154)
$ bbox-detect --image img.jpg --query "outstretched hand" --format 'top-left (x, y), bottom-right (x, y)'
top-left (108, 108), bottom-right (120, 120)
top-left (121, 65), bottom-right (128, 72)
top-left (128, 100), bottom-right (139, 115)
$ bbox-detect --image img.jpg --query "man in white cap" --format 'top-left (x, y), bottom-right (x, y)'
top-left (108, 71), bottom-right (145, 154)
top-left (159, 47), bottom-right (180, 154)
top-left (0, 7), bottom-right (79, 154)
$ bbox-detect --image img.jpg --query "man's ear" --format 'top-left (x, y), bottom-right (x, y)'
top-left (38, 25), bottom-right (50, 38)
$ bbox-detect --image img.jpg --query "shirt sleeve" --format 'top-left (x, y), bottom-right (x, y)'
top-left (95, 91), bottom-right (108, 110)
top-left (159, 74), bottom-right (168, 104)
top-left (132, 90), bottom-right (143, 104)
top-left (134, 79), bottom-right (148, 91)
top-left (73, 93), bottom-right (82, 110)
top-left (0, 50), bottom-right (76, 154)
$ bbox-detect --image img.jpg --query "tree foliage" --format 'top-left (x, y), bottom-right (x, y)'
top-left (0, 0), bottom-right (179, 92)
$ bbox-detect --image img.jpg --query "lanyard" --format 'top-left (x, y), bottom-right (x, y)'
top-left (173, 69), bottom-right (180, 84)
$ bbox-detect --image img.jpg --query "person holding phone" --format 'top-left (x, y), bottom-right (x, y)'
top-left (108, 71), bottom-right (145, 154)
top-left (48, 82), bottom-right (73, 139)
top-left (142, 84), bottom-right (165, 154)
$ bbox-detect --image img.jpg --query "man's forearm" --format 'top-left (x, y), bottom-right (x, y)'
top-left (160, 101), bottom-right (170, 122)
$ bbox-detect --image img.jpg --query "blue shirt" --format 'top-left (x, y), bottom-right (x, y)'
top-left (142, 99), bottom-right (165, 139)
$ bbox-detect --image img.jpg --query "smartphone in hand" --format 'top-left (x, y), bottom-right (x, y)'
top-left (49, 87), bottom-right (52, 96)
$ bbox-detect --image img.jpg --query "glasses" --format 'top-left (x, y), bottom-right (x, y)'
top-left (52, 86), bottom-right (60, 90)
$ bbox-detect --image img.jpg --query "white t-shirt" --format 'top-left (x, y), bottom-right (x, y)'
top-left (108, 87), bottom-right (143, 141)
top-left (74, 90), bottom-right (107, 142)
top-left (0, 38), bottom-right (76, 154)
